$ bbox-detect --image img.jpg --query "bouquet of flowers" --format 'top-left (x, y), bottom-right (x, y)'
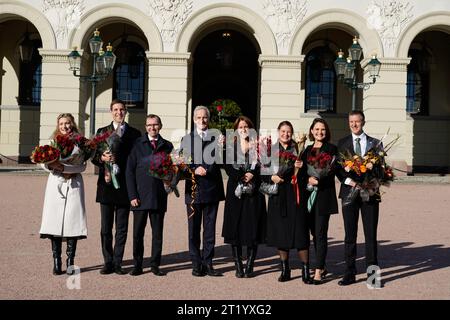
top-left (30, 145), bottom-right (60, 164)
top-left (306, 150), bottom-right (335, 212)
top-left (149, 151), bottom-right (178, 196)
top-left (340, 134), bottom-right (399, 206)
top-left (93, 130), bottom-right (120, 189)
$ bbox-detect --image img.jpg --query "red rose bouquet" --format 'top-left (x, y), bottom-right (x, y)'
top-left (30, 145), bottom-right (60, 164)
top-left (306, 149), bottom-right (335, 212)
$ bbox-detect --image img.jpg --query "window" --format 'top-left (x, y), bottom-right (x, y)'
top-left (18, 39), bottom-right (42, 106)
top-left (113, 42), bottom-right (146, 108)
top-left (305, 46), bottom-right (336, 112)
top-left (406, 48), bottom-right (430, 115)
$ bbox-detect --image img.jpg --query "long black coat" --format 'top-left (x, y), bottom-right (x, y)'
top-left (301, 142), bottom-right (339, 215)
top-left (92, 122), bottom-right (142, 205)
top-left (180, 131), bottom-right (225, 204)
top-left (126, 135), bottom-right (174, 212)
top-left (336, 134), bottom-right (382, 202)
top-left (263, 142), bottom-right (309, 250)
top-left (222, 144), bottom-right (266, 246)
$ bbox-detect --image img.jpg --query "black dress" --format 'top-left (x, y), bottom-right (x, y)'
top-left (264, 141), bottom-right (310, 250)
top-left (222, 142), bottom-right (267, 246)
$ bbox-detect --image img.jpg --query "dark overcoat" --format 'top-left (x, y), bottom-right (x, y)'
top-left (126, 134), bottom-right (174, 212)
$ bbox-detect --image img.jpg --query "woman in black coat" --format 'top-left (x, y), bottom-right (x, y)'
top-left (263, 121), bottom-right (312, 284)
top-left (222, 116), bottom-right (266, 278)
top-left (301, 118), bottom-right (338, 285)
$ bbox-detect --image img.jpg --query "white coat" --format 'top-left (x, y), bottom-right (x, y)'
top-left (39, 159), bottom-right (88, 238)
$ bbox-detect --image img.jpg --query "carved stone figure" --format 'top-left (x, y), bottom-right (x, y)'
top-left (263, 0), bottom-right (307, 50)
top-left (367, 0), bottom-right (413, 56)
top-left (42, 0), bottom-right (85, 46)
top-left (148, 0), bottom-right (193, 43)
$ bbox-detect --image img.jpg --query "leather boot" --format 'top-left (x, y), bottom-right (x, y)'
top-left (231, 245), bottom-right (244, 278)
top-left (301, 262), bottom-right (313, 284)
top-left (278, 260), bottom-right (291, 282)
top-left (244, 245), bottom-right (258, 278)
top-left (66, 238), bottom-right (77, 275)
top-left (51, 238), bottom-right (63, 275)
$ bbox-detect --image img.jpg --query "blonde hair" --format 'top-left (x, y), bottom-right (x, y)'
top-left (51, 113), bottom-right (79, 139)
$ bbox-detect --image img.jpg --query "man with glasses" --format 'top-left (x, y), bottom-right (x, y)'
top-left (126, 114), bottom-right (173, 276)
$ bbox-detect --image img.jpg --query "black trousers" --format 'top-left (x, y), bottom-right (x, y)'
top-left (342, 198), bottom-right (379, 275)
top-left (132, 210), bottom-right (165, 268)
top-left (309, 207), bottom-right (330, 270)
top-left (187, 202), bottom-right (219, 268)
top-left (100, 203), bottom-right (130, 267)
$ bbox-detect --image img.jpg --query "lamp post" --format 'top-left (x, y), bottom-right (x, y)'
top-left (68, 29), bottom-right (116, 136)
top-left (334, 36), bottom-right (381, 111)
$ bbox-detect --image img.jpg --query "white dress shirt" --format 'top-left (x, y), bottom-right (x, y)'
top-left (113, 122), bottom-right (125, 137)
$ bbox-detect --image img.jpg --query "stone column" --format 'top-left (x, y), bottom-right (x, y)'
top-left (38, 49), bottom-right (82, 144)
top-left (147, 52), bottom-right (191, 145)
top-left (258, 55), bottom-right (307, 132)
top-left (361, 57), bottom-right (411, 174)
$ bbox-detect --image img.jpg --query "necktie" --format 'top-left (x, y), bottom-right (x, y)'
top-left (355, 137), bottom-right (362, 156)
top-left (116, 125), bottom-right (122, 137)
top-left (151, 139), bottom-right (157, 150)
top-left (200, 132), bottom-right (205, 141)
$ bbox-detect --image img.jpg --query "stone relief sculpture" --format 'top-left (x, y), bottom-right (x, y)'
top-left (263, 0), bottom-right (307, 50)
top-left (42, 0), bottom-right (85, 47)
top-left (366, 0), bottom-right (413, 56)
top-left (148, 0), bottom-right (193, 43)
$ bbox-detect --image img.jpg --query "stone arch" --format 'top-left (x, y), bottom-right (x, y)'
top-left (175, 3), bottom-right (277, 55)
top-left (69, 3), bottom-right (162, 52)
top-left (0, 1), bottom-right (56, 49)
top-left (290, 9), bottom-right (383, 57)
top-left (396, 11), bottom-right (450, 58)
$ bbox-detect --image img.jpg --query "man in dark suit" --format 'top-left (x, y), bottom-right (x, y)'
top-left (180, 106), bottom-right (225, 277)
top-left (126, 114), bottom-right (173, 276)
top-left (92, 99), bottom-right (141, 275)
top-left (336, 110), bottom-right (383, 286)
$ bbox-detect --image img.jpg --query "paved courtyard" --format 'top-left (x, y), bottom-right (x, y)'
top-left (1, 171), bottom-right (449, 300)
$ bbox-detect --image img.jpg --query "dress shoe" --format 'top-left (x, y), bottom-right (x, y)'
top-left (129, 267), bottom-right (143, 276)
top-left (150, 266), bottom-right (166, 276)
top-left (99, 264), bottom-right (114, 275)
top-left (205, 265), bottom-right (223, 277)
top-left (192, 267), bottom-right (205, 277)
top-left (114, 265), bottom-right (127, 275)
top-left (338, 274), bottom-right (356, 286)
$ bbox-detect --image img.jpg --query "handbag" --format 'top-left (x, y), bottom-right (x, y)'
top-left (259, 182), bottom-right (278, 195)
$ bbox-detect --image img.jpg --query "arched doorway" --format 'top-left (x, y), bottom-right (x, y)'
top-left (191, 28), bottom-right (260, 128)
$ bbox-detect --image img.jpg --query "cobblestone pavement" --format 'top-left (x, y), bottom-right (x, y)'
top-left (1, 172), bottom-right (449, 300)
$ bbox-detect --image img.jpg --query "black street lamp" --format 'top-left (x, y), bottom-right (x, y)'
top-left (68, 29), bottom-right (116, 136)
top-left (334, 36), bottom-right (381, 111)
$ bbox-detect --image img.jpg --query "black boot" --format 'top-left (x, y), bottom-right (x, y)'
top-left (231, 245), bottom-right (244, 278)
top-left (278, 260), bottom-right (291, 282)
top-left (66, 238), bottom-right (78, 275)
top-left (51, 238), bottom-right (63, 275)
top-left (244, 245), bottom-right (258, 278)
top-left (301, 262), bottom-right (313, 284)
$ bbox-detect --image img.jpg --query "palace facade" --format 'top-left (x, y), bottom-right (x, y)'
top-left (1, 0), bottom-right (449, 173)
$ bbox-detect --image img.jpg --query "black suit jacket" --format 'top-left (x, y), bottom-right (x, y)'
top-left (180, 131), bottom-right (225, 204)
top-left (92, 122), bottom-right (142, 205)
top-left (336, 134), bottom-right (382, 201)
top-left (126, 134), bottom-right (174, 212)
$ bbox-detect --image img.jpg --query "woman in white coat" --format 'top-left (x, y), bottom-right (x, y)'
top-left (39, 113), bottom-right (87, 275)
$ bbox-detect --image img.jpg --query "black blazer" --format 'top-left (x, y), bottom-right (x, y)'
top-left (336, 134), bottom-right (382, 200)
top-left (180, 131), bottom-right (225, 204)
top-left (126, 134), bottom-right (174, 212)
top-left (301, 142), bottom-right (338, 215)
top-left (92, 122), bottom-right (142, 205)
